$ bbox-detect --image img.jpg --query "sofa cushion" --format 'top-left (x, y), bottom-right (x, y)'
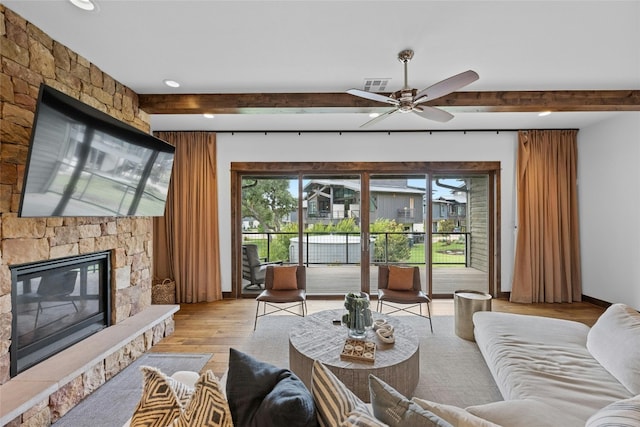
top-left (466, 399), bottom-right (585, 427)
top-left (311, 360), bottom-right (372, 427)
top-left (130, 366), bottom-right (195, 427)
top-left (587, 303), bottom-right (640, 395)
top-left (169, 370), bottom-right (233, 427)
top-left (226, 348), bottom-right (317, 427)
top-left (585, 394), bottom-right (640, 427)
top-left (369, 375), bottom-right (452, 427)
top-left (411, 398), bottom-right (499, 427)
top-left (472, 311), bottom-right (633, 423)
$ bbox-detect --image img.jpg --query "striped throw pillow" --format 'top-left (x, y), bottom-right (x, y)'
top-left (169, 370), bottom-right (233, 427)
top-left (586, 395), bottom-right (640, 427)
top-left (130, 366), bottom-right (194, 427)
top-left (311, 360), bottom-right (372, 427)
top-left (342, 410), bottom-right (389, 427)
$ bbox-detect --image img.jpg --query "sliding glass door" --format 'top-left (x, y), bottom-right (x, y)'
top-left (232, 162), bottom-right (499, 299)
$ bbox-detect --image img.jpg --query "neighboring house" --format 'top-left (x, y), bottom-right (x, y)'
top-left (432, 194), bottom-right (467, 232)
top-left (304, 179), bottom-right (426, 231)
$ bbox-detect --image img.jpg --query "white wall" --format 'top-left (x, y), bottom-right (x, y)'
top-left (216, 131), bottom-right (518, 293)
top-left (578, 113), bottom-right (640, 310)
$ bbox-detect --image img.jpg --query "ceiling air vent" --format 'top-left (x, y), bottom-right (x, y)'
top-left (363, 78), bottom-right (390, 92)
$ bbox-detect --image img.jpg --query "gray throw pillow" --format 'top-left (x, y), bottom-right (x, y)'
top-left (226, 348), bottom-right (317, 427)
top-left (369, 375), bottom-right (453, 427)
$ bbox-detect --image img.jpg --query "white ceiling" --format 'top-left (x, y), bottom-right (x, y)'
top-left (3, 0), bottom-right (639, 131)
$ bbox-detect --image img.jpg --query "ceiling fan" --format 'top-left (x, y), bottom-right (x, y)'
top-left (347, 49), bottom-right (479, 127)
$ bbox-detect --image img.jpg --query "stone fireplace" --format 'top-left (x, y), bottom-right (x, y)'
top-left (0, 7), bottom-right (178, 426)
top-left (10, 251), bottom-right (111, 377)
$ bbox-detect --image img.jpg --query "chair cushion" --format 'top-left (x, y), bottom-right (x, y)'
top-left (272, 266), bottom-right (299, 290)
top-left (226, 348), bottom-right (317, 427)
top-left (369, 375), bottom-right (452, 427)
top-left (387, 266), bottom-right (415, 291)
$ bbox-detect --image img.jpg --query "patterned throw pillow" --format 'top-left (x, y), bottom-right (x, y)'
top-left (387, 266), bottom-right (415, 291)
top-left (169, 370), bottom-right (233, 427)
top-left (585, 395), bottom-right (640, 427)
top-left (369, 375), bottom-right (453, 427)
top-left (130, 366), bottom-right (194, 427)
top-left (272, 266), bottom-right (299, 290)
top-left (311, 360), bottom-right (372, 427)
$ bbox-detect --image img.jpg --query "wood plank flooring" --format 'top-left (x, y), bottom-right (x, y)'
top-left (150, 298), bottom-right (605, 377)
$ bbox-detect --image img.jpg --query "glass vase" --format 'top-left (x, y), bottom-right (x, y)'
top-left (342, 292), bottom-right (373, 339)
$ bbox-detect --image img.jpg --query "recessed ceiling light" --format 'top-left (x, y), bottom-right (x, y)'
top-left (163, 79), bottom-right (180, 88)
top-left (369, 113), bottom-right (380, 118)
top-left (538, 111), bottom-right (552, 117)
top-left (69, 0), bottom-right (97, 11)
top-left (203, 113), bottom-right (215, 119)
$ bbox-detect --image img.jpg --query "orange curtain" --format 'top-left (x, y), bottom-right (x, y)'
top-left (153, 132), bottom-right (222, 302)
top-left (511, 130), bottom-right (582, 303)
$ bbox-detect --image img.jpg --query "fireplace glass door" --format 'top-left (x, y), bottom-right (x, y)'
top-left (10, 251), bottom-right (111, 376)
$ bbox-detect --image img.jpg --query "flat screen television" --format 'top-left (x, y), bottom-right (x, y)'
top-left (18, 84), bottom-right (175, 217)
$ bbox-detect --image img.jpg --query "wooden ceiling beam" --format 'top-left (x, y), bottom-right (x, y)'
top-left (138, 90), bottom-right (640, 115)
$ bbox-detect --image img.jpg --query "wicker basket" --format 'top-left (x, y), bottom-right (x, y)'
top-left (152, 278), bottom-right (176, 304)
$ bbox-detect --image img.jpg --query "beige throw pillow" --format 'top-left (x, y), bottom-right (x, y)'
top-left (411, 397), bottom-right (500, 427)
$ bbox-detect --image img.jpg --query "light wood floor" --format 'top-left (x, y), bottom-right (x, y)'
top-left (150, 298), bottom-right (606, 377)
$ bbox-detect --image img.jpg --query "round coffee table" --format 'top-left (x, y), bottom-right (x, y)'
top-left (289, 309), bottom-right (419, 402)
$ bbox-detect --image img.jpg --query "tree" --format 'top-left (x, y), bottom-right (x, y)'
top-left (242, 179), bottom-right (297, 231)
top-left (370, 218), bottom-right (410, 262)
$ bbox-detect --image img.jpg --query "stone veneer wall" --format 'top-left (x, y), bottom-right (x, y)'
top-left (0, 6), bottom-right (174, 425)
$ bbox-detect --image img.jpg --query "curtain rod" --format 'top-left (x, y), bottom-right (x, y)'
top-left (207, 128), bottom-right (579, 135)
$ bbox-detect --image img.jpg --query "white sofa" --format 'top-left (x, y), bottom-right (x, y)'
top-left (470, 303), bottom-right (640, 427)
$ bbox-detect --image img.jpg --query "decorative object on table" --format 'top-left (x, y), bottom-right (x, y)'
top-left (340, 339), bottom-right (376, 363)
top-left (342, 292), bottom-right (373, 339)
top-left (373, 319), bottom-right (388, 331)
top-left (375, 324), bottom-right (395, 344)
top-left (151, 278), bottom-right (176, 304)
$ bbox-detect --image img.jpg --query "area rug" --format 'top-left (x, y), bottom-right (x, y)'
top-left (54, 352), bottom-right (212, 427)
top-left (245, 315), bottom-right (502, 408)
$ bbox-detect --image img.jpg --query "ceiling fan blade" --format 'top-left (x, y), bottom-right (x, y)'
top-left (360, 108), bottom-right (399, 128)
top-left (413, 70), bottom-right (479, 104)
top-left (412, 105), bottom-right (454, 123)
top-left (347, 89), bottom-right (399, 106)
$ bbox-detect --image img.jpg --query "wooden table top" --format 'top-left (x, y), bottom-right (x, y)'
top-left (289, 309), bottom-right (419, 370)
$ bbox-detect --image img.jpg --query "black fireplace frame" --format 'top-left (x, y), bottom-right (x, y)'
top-left (10, 251), bottom-right (112, 377)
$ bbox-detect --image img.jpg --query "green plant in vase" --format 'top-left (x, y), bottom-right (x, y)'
top-left (342, 292), bottom-right (373, 339)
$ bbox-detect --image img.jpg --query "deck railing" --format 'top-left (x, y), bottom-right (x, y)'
top-left (242, 231), bottom-right (469, 266)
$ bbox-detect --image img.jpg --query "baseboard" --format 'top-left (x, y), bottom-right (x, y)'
top-left (581, 295), bottom-right (612, 308)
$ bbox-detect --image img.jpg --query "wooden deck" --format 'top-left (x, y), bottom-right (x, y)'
top-left (242, 265), bottom-right (488, 297)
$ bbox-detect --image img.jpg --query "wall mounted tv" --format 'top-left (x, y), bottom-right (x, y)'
top-left (18, 84), bottom-right (175, 217)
